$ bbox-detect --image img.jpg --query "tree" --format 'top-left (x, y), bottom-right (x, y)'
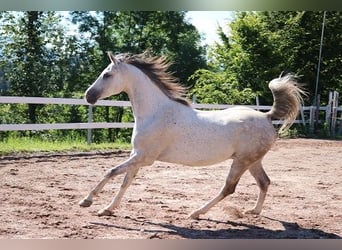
top-left (189, 69), bottom-right (256, 104)
top-left (191, 11), bottom-right (342, 106)
top-left (0, 11), bottom-right (67, 123)
top-left (190, 12), bottom-right (279, 105)
top-left (258, 11), bottom-right (342, 103)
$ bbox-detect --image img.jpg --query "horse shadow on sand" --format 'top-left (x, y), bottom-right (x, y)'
top-left (90, 216), bottom-right (341, 239)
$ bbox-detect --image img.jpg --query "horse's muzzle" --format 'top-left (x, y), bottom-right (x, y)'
top-left (85, 89), bottom-right (100, 105)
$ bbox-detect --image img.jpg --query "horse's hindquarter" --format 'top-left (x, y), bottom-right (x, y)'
top-left (157, 107), bottom-right (276, 166)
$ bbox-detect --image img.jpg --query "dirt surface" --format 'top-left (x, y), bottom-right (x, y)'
top-left (0, 138), bottom-right (341, 239)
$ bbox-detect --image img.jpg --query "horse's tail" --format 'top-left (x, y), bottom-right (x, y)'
top-left (266, 74), bottom-right (306, 133)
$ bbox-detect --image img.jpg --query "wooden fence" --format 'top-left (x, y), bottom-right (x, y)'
top-left (0, 95), bottom-right (341, 143)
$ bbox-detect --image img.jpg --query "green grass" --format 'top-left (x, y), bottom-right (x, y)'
top-left (0, 137), bottom-right (131, 155)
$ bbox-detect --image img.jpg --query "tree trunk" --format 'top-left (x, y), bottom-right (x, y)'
top-left (28, 104), bottom-right (37, 124)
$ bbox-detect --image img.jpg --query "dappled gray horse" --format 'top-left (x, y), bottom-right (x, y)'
top-left (79, 51), bottom-right (305, 219)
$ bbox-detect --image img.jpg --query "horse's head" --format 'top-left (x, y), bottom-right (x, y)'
top-left (85, 52), bottom-right (126, 105)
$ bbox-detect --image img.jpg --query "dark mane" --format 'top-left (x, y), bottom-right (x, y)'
top-left (117, 52), bottom-right (190, 106)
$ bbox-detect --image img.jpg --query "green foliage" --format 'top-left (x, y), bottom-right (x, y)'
top-left (190, 12), bottom-right (284, 105)
top-left (189, 69), bottom-right (256, 104)
top-left (250, 11), bottom-right (342, 104)
top-left (278, 124), bottom-right (309, 138)
top-left (189, 11), bottom-right (341, 140)
top-left (0, 12), bottom-right (67, 97)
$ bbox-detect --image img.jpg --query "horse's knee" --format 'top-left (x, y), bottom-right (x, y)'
top-left (105, 166), bottom-right (128, 178)
top-left (221, 182), bottom-right (238, 197)
top-left (249, 163), bottom-right (271, 192)
top-left (259, 176), bottom-right (271, 192)
top-left (105, 169), bottom-right (116, 178)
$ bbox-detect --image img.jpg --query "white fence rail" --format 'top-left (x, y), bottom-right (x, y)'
top-left (0, 96), bottom-right (133, 132)
top-left (1, 96), bottom-right (341, 141)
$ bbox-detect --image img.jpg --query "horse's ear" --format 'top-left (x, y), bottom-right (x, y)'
top-left (107, 51), bottom-right (118, 65)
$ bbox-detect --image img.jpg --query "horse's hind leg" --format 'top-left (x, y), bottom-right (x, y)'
top-left (189, 159), bottom-right (249, 219)
top-left (245, 160), bottom-right (270, 215)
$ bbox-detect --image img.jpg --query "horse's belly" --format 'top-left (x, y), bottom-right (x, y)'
top-left (158, 150), bottom-right (234, 166)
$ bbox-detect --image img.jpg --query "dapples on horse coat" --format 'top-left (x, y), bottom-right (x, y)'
top-left (79, 51), bottom-right (305, 219)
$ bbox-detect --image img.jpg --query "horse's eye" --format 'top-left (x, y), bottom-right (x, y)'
top-left (103, 73), bottom-right (111, 79)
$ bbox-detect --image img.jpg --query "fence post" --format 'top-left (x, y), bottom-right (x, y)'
top-left (309, 106), bottom-right (315, 134)
top-left (87, 105), bottom-right (93, 145)
top-left (299, 106), bottom-right (305, 126)
top-left (325, 91), bottom-right (332, 129)
top-left (338, 108), bottom-right (342, 136)
top-left (331, 91), bottom-right (339, 137)
top-left (255, 96), bottom-right (260, 111)
top-left (192, 94), bottom-right (197, 104)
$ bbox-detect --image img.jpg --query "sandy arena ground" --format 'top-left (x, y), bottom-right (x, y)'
top-left (0, 138), bottom-right (341, 239)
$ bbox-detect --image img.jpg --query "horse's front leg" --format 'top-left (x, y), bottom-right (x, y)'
top-left (79, 153), bottom-right (148, 216)
top-left (97, 167), bottom-right (139, 216)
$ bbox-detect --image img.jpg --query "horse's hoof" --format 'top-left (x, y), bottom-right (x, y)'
top-left (97, 209), bottom-right (113, 216)
top-left (79, 199), bottom-right (93, 207)
top-left (244, 209), bottom-right (261, 215)
top-left (189, 211), bottom-right (200, 220)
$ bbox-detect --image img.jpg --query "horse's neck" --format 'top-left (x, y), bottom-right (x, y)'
top-left (124, 71), bottom-right (173, 121)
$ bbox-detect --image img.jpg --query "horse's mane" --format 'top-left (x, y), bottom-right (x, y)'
top-left (116, 52), bottom-right (190, 106)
